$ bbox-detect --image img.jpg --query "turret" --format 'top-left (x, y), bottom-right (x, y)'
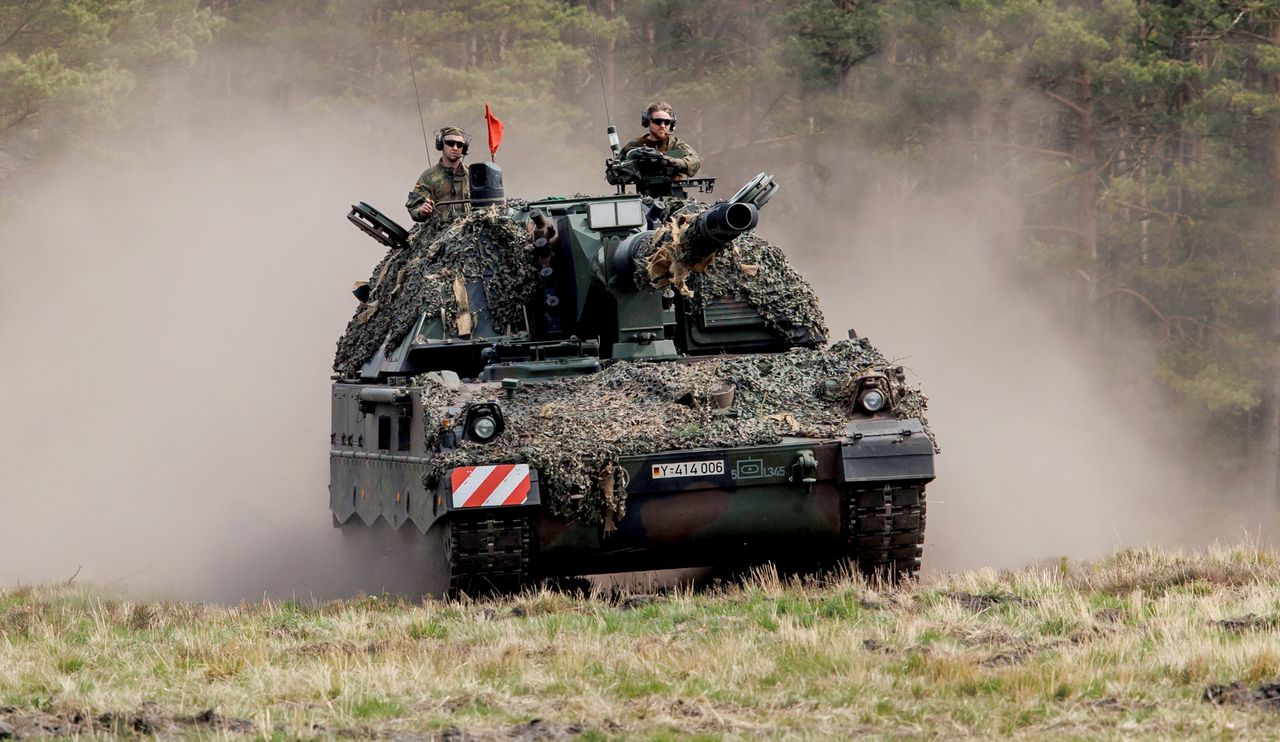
top-left (338, 170), bottom-right (796, 377)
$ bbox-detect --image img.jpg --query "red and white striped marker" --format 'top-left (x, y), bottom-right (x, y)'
top-left (449, 464), bottom-right (532, 508)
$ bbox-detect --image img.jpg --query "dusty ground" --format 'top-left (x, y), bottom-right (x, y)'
top-left (2, 544), bottom-right (1280, 739)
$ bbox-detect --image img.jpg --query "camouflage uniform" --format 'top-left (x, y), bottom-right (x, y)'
top-left (621, 134), bottom-right (701, 177)
top-left (406, 161), bottom-right (470, 223)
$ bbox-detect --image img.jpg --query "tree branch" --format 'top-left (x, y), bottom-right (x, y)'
top-left (1042, 88), bottom-right (1090, 119)
top-left (1022, 173), bottom-right (1079, 197)
top-left (1103, 286), bottom-right (1166, 323)
top-left (1228, 27), bottom-right (1278, 45)
top-left (2, 105), bottom-right (39, 134)
top-left (1108, 198), bottom-right (1195, 223)
top-left (0, 0), bottom-right (49, 51)
top-left (990, 140), bottom-right (1078, 161)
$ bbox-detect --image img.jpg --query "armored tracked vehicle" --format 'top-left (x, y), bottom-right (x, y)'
top-left (332, 146), bottom-right (936, 596)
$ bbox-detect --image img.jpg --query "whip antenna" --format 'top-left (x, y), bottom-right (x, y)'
top-left (586, 0), bottom-right (621, 157)
top-left (403, 18), bottom-right (431, 156)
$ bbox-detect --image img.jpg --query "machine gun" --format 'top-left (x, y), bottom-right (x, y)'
top-left (605, 146), bottom-right (716, 198)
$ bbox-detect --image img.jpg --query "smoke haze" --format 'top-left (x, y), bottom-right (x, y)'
top-left (0, 66), bottom-right (1267, 601)
top-left (791, 183), bottom-right (1266, 572)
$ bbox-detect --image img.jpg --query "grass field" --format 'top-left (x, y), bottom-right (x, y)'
top-left (2, 545), bottom-right (1280, 739)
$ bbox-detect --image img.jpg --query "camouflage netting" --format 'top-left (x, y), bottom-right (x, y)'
top-left (643, 200), bottom-right (829, 341)
top-left (630, 205), bottom-right (729, 294)
top-left (419, 340), bottom-right (933, 526)
top-left (333, 209), bottom-right (538, 376)
top-left (335, 197), bottom-right (830, 374)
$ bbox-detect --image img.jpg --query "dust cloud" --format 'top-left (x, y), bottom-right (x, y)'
top-left (785, 178), bottom-right (1271, 572)
top-left (0, 58), bottom-right (1267, 603)
top-left (0, 83), bottom-right (601, 601)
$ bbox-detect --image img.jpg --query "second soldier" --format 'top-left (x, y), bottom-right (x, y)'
top-left (621, 101), bottom-right (700, 178)
top-left (407, 126), bottom-right (471, 225)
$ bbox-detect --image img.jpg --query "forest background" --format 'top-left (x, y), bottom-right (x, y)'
top-left (1, 0), bottom-right (1278, 543)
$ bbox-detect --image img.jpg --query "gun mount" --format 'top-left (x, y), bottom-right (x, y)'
top-left (605, 145), bottom-right (716, 198)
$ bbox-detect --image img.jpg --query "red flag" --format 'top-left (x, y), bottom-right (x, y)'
top-left (484, 102), bottom-right (503, 159)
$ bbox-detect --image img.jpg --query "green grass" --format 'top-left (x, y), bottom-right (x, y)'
top-left (1, 544), bottom-right (1280, 737)
top-left (350, 696), bottom-right (405, 719)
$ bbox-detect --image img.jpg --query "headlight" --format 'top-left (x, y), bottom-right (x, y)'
top-left (859, 388), bottom-right (886, 413)
top-left (463, 403), bottom-right (505, 443)
top-left (471, 414), bottom-right (497, 440)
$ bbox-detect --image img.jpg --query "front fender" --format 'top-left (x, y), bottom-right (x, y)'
top-left (841, 418), bottom-right (935, 485)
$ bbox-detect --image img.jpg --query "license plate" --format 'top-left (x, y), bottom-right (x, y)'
top-left (651, 460), bottom-right (725, 479)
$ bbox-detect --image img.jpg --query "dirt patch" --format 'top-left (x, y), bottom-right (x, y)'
top-left (296, 639), bottom-right (396, 656)
top-left (1213, 615), bottom-right (1279, 632)
top-left (0, 703), bottom-right (254, 738)
top-left (981, 649), bottom-right (1031, 666)
top-left (862, 638), bottom-right (894, 654)
top-left (941, 592), bottom-right (1033, 611)
top-left (1204, 681), bottom-right (1280, 710)
top-left (1082, 697), bottom-right (1154, 713)
top-left (1094, 608), bottom-right (1124, 623)
top-left (617, 595), bottom-right (658, 610)
top-left (508, 718), bottom-right (583, 740)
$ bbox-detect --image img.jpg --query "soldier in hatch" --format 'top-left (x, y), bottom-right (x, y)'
top-left (621, 101), bottom-right (700, 178)
top-left (406, 126), bottom-right (470, 224)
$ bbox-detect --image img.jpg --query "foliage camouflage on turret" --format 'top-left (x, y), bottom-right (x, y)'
top-left (646, 199), bottom-right (829, 341)
top-left (334, 198), bottom-right (827, 376)
top-left (333, 209), bottom-right (537, 376)
top-left (418, 340), bottom-right (932, 525)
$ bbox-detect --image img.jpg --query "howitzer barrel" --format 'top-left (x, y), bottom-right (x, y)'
top-left (682, 201), bottom-right (759, 261)
top-left (615, 200), bottom-right (761, 294)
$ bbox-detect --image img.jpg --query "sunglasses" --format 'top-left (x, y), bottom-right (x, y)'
top-left (443, 140), bottom-right (466, 148)
top-left (649, 118), bottom-right (673, 127)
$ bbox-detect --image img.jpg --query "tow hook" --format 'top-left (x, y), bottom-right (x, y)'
top-left (790, 450), bottom-right (818, 491)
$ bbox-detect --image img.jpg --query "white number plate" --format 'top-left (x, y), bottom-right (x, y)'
top-left (651, 460), bottom-right (725, 479)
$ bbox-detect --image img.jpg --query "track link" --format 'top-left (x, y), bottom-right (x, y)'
top-left (843, 484), bottom-right (926, 581)
top-left (444, 516), bottom-right (532, 598)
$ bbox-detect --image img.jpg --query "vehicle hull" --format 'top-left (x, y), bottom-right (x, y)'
top-left (330, 382), bottom-right (933, 583)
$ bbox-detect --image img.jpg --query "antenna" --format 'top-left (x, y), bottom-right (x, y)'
top-left (586, 0), bottom-right (621, 158)
top-left (403, 17), bottom-right (431, 157)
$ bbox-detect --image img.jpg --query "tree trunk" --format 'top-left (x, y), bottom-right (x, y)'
top-left (1260, 19), bottom-right (1280, 514)
top-left (1075, 67), bottom-right (1098, 264)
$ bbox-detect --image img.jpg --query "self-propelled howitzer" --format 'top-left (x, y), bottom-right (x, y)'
top-left (333, 160), bottom-right (935, 597)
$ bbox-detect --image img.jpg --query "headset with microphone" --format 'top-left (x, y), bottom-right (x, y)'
top-left (640, 109), bottom-right (677, 130)
top-left (433, 127), bottom-right (471, 155)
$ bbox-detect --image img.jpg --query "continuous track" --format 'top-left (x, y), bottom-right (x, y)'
top-left (444, 516), bottom-right (532, 598)
top-left (843, 484), bottom-right (926, 580)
